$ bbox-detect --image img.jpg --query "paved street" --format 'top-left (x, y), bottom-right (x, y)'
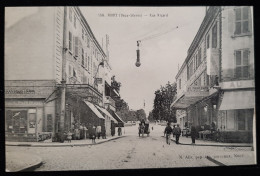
top-left (5, 124), bottom-right (255, 171)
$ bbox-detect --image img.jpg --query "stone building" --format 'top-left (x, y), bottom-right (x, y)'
top-left (5, 7), bottom-right (121, 141)
top-left (171, 6), bottom-right (254, 143)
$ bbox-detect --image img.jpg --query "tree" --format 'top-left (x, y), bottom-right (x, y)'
top-left (136, 109), bottom-right (146, 121)
top-left (148, 111), bottom-right (154, 122)
top-left (152, 82), bottom-right (177, 122)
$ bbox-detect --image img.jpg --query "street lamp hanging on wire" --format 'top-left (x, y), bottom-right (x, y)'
top-left (135, 26), bottom-right (179, 67)
top-left (135, 40), bottom-right (141, 67)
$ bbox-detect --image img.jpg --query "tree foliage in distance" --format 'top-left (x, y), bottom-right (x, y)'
top-left (152, 81), bottom-right (177, 122)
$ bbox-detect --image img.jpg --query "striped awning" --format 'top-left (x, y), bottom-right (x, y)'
top-left (84, 101), bottom-right (105, 119)
top-left (95, 105), bottom-right (118, 123)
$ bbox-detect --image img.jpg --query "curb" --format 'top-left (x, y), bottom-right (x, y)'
top-left (161, 136), bottom-right (252, 147)
top-left (19, 160), bottom-right (43, 172)
top-left (6, 154), bottom-right (43, 172)
top-left (6, 136), bottom-right (125, 147)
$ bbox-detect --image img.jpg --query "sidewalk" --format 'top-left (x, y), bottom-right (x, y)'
top-left (6, 151), bottom-right (42, 172)
top-left (6, 135), bottom-right (125, 147)
top-left (162, 135), bottom-right (253, 147)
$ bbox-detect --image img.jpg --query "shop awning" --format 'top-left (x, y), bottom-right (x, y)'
top-left (171, 86), bottom-right (209, 109)
top-left (95, 105), bottom-right (118, 123)
top-left (171, 94), bottom-right (208, 109)
top-left (84, 101), bottom-right (105, 119)
top-left (219, 90), bottom-right (255, 110)
top-left (109, 111), bottom-right (125, 127)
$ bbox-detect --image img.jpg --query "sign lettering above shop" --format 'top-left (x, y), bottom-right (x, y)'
top-left (187, 86), bottom-right (209, 92)
top-left (221, 80), bottom-right (255, 90)
top-left (5, 89), bottom-right (35, 94)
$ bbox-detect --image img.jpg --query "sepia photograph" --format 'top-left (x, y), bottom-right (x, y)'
top-left (4, 5), bottom-right (256, 172)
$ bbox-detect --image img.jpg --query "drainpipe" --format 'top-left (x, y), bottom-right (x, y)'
top-left (59, 7), bottom-right (68, 134)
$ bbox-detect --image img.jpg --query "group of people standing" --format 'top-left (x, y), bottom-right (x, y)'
top-left (164, 123), bottom-right (181, 145)
top-left (164, 122), bottom-right (197, 145)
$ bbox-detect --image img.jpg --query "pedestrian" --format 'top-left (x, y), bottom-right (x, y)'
top-left (91, 125), bottom-right (96, 144)
top-left (118, 127), bottom-right (122, 136)
top-left (164, 122), bottom-right (173, 145)
top-left (83, 124), bottom-right (87, 139)
top-left (96, 125), bottom-right (101, 139)
top-left (152, 126), bottom-right (153, 130)
top-left (79, 123), bottom-right (84, 139)
top-left (190, 123), bottom-right (196, 144)
top-left (175, 124), bottom-right (181, 144)
top-left (171, 125), bottom-right (175, 139)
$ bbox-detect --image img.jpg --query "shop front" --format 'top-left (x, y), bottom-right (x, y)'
top-left (5, 80), bottom-right (56, 142)
top-left (218, 90), bottom-right (255, 143)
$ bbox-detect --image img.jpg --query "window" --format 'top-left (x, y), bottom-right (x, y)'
top-left (88, 56), bottom-right (90, 70)
top-left (69, 32), bottom-right (72, 52)
top-left (74, 37), bottom-right (79, 57)
top-left (237, 110), bottom-right (246, 130)
top-left (198, 48), bottom-right (202, 66)
top-left (206, 34), bottom-right (210, 49)
top-left (234, 7), bottom-right (250, 35)
top-left (69, 65), bottom-right (72, 76)
top-left (195, 55), bottom-right (198, 69)
top-left (82, 48), bottom-right (84, 66)
top-left (85, 53), bottom-right (88, 69)
top-left (69, 8), bottom-right (72, 22)
top-left (87, 37), bottom-right (90, 47)
top-left (46, 114), bottom-right (53, 132)
top-left (73, 68), bottom-right (76, 77)
top-left (6, 110), bottom-right (28, 134)
top-left (179, 79), bottom-right (181, 89)
top-left (188, 60), bottom-right (194, 79)
top-left (74, 15), bottom-right (77, 28)
top-left (212, 23), bottom-right (217, 48)
top-left (82, 29), bottom-right (84, 40)
top-left (235, 49), bottom-right (249, 79)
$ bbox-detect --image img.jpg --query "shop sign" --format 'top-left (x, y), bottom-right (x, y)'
top-left (185, 86), bottom-right (209, 97)
top-left (221, 80), bottom-right (255, 90)
top-left (5, 89), bottom-right (35, 94)
top-left (5, 86), bottom-right (55, 98)
top-left (187, 86), bottom-right (209, 92)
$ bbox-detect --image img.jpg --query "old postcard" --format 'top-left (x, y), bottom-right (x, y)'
top-left (4, 6), bottom-right (256, 171)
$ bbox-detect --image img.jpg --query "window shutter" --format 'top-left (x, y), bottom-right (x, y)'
top-left (74, 37), bottom-right (79, 57)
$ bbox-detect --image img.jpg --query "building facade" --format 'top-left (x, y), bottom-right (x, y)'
top-left (5, 7), bottom-right (122, 141)
top-left (172, 6), bottom-right (254, 143)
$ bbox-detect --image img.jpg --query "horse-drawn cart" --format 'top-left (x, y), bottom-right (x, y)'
top-left (138, 119), bottom-right (150, 137)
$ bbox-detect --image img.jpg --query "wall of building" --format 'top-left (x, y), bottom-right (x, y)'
top-left (221, 6), bottom-right (254, 82)
top-left (5, 7), bottom-right (56, 80)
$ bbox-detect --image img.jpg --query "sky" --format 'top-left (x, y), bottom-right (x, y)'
top-left (5, 7), bottom-right (206, 115)
top-left (81, 7), bottom-right (206, 115)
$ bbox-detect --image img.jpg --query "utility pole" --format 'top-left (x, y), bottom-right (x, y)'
top-left (60, 7), bottom-right (68, 134)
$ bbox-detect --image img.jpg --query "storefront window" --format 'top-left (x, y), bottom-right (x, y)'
top-left (237, 110), bottom-right (246, 130)
top-left (5, 110), bottom-right (28, 133)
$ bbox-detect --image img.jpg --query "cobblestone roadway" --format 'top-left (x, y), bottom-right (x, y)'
top-left (5, 125), bottom-right (255, 171)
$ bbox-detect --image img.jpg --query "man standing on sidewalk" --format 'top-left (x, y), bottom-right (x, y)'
top-left (164, 122), bottom-right (173, 145)
top-left (191, 123), bottom-right (196, 144)
top-left (175, 124), bottom-right (181, 144)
